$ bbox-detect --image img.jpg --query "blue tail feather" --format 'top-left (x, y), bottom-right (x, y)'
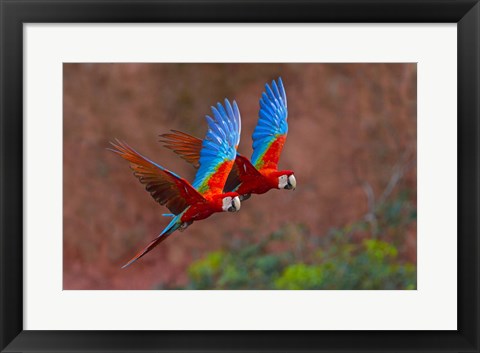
top-left (160, 215), bottom-right (182, 236)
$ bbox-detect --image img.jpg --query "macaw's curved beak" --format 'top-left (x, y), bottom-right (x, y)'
top-left (228, 196), bottom-right (241, 212)
top-left (286, 174), bottom-right (296, 190)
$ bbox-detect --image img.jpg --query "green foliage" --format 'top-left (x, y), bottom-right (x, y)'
top-left (188, 251), bottom-right (224, 288)
top-left (275, 264), bottom-right (324, 290)
top-left (182, 192), bottom-right (416, 290)
top-left (186, 235), bottom-right (293, 289)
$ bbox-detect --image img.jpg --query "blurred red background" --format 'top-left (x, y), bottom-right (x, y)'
top-left (63, 63), bottom-right (416, 289)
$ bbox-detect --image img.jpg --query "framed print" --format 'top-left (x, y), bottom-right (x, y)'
top-left (0, 0), bottom-right (479, 352)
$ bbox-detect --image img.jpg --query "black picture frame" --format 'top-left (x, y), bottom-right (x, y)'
top-left (1, 1), bottom-right (479, 352)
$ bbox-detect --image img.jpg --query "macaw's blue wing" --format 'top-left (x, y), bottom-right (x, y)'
top-left (192, 99), bottom-right (241, 197)
top-left (160, 130), bottom-right (260, 193)
top-left (109, 139), bottom-right (205, 214)
top-left (251, 77), bottom-right (288, 171)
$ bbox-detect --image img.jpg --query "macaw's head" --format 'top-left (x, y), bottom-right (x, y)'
top-left (220, 192), bottom-right (241, 212)
top-left (276, 171), bottom-right (296, 191)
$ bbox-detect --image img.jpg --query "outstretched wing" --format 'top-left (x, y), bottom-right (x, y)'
top-left (109, 139), bottom-right (205, 214)
top-left (160, 130), bottom-right (203, 168)
top-left (192, 99), bottom-right (241, 197)
top-left (251, 77), bottom-right (288, 171)
top-left (160, 130), bottom-right (261, 193)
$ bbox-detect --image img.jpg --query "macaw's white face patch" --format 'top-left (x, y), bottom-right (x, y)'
top-left (278, 175), bottom-right (288, 189)
top-left (222, 196), bottom-right (241, 212)
top-left (222, 196), bottom-right (232, 211)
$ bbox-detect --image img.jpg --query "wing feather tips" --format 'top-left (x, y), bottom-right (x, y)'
top-left (109, 139), bottom-right (204, 214)
top-left (224, 99), bottom-right (235, 147)
top-left (209, 109), bottom-right (228, 141)
top-left (232, 100), bottom-right (241, 147)
top-left (214, 102), bottom-right (231, 140)
top-left (271, 79), bottom-right (281, 101)
top-left (206, 98), bottom-right (241, 152)
top-left (192, 98), bottom-right (242, 194)
top-left (278, 77), bottom-right (287, 107)
top-left (159, 130), bottom-right (204, 168)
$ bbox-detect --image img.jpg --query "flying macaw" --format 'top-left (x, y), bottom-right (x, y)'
top-left (160, 77), bottom-right (296, 201)
top-left (110, 99), bottom-right (242, 268)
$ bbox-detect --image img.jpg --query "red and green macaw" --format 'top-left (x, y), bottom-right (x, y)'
top-left (160, 77), bottom-right (296, 201)
top-left (110, 99), bottom-right (242, 268)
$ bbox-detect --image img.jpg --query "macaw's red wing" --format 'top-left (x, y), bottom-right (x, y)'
top-left (255, 134), bottom-right (287, 171)
top-left (109, 139), bottom-right (205, 215)
top-left (224, 154), bottom-right (262, 193)
top-left (160, 130), bottom-right (202, 168)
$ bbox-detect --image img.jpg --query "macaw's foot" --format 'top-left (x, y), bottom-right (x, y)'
top-left (179, 221), bottom-right (193, 232)
top-left (240, 194), bottom-right (251, 201)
